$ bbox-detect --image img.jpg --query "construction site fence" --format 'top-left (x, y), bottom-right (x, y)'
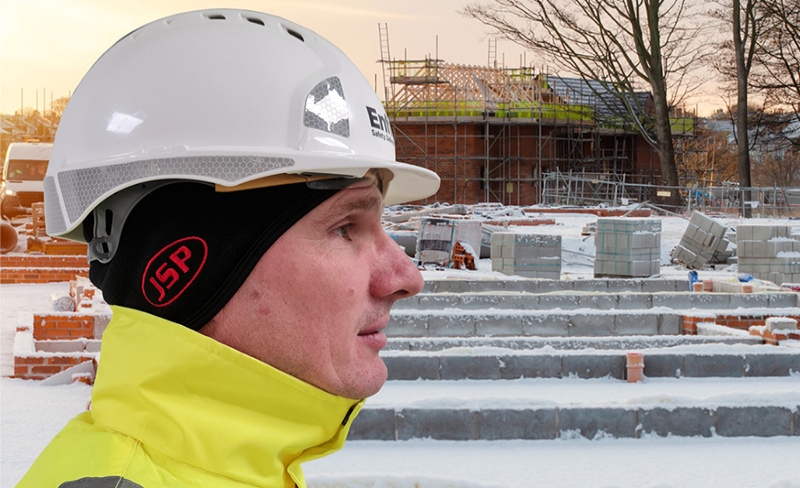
top-left (540, 172), bottom-right (800, 218)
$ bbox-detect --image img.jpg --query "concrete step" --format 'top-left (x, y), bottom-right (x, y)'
top-left (385, 308), bottom-right (788, 337)
top-left (388, 309), bottom-right (681, 337)
top-left (381, 346), bottom-right (800, 380)
top-left (422, 278), bottom-right (690, 294)
top-left (395, 291), bottom-right (800, 311)
top-left (384, 335), bottom-right (763, 351)
top-left (388, 308), bottom-right (800, 338)
top-left (349, 377), bottom-right (800, 440)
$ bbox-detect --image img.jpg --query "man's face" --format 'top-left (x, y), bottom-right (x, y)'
top-left (201, 183), bottom-right (423, 399)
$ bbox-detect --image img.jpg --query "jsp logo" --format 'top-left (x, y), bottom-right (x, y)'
top-left (142, 237), bottom-right (208, 307)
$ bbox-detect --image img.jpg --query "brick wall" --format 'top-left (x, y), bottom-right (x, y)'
top-left (681, 313), bottom-right (716, 335)
top-left (14, 356), bottom-right (94, 380)
top-left (12, 276), bottom-right (105, 381)
top-left (0, 254), bottom-right (89, 284)
top-left (683, 312), bottom-right (800, 335)
top-left (750, 328), bottom-right (800, 345)
top-left (32, 313), bottom-right (95, 340)
top-left (392, 119), bottom-right (660, 206)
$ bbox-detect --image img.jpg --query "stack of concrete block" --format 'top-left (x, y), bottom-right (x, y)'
top-left (581, 222), bottom-right (597, 237)
top-left (737, 224), bottom-right (800, 284)
top-left (712, 280), bottom-right (755, 293)
top-left (491, 232), bottom-right (561, 279)
top-left (594, 218), bottom-right (661, 278)
top-left (416, 218), bottom-right (482, 267)
top-left (670, 211), bottom-right (731, 269)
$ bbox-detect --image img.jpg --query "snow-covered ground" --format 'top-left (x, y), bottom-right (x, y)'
top-left (3, 374), bottom-right (800, 487)
top-left (3, 211), bottom-right (800, 487)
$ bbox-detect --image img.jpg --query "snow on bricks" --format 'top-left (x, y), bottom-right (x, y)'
top-left (12, 277), bottom-right (108, 381)
top-left (32, 314), bottom-right (95, 340)
top-left (0, 254), bottom-right (89, 284)
top-left (683, 312), bottom-right (800, 337)
top-left (750, 317), bottom-right (800, 345)
top-left (13, 355), bottom-right (94, 380)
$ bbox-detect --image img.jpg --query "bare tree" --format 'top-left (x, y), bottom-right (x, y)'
top-left (729, 0), bottom-right (762, 216)
top-left (463, 0), bottom-right (708, 207)
top-left (49, 96), bottom-right (70, 120)
top-left (752, 0), bottom-right (800, 122)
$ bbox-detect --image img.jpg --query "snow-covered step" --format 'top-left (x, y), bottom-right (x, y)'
top-left (394, 291), bottom-right (800, 311)
top-left (349, 377), bottom-right (800, 440)
top-left (422, 278), bottom-right (689, 294)
top-left (381, 345), bottom-right (800, 380)
top-left (385, 335), bottom-right (763, 351)
top-left (388, 308), bottom-right (800, 338)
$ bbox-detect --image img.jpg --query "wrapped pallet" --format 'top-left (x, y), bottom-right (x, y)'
top-left (416, 218), bottom-right (481, 267)
top-left (491, 232), bottom-right (561, 279)
top-left (594, 218), bottom-right (661, 278)
top-left (737, 224), bottom-right (800, 284)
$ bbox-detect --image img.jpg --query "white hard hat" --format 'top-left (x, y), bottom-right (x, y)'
top-left (44, 9), bottom-right (440, 242)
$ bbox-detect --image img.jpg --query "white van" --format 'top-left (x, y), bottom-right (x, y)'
top-left (1, 141), bottom-right (53, 217)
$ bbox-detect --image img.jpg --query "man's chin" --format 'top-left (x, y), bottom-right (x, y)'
top-left (338, 360), bottom-right (388, 399)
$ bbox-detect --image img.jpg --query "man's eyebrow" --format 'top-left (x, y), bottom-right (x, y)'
top-left (321, 193), bottom-right (383, 221)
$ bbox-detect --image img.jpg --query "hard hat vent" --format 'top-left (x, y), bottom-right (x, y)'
top-left (204, 13), bottom-right (226, 20)
top-left (245, 16), bottom-right (265, 26)
top-left (284, 27), bottom-right (304, 42)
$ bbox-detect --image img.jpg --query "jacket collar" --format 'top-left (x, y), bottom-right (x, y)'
top-left (91, 306), bottom-right (363, 488)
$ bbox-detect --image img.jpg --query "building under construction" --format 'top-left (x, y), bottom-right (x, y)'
top-left (378, 27), bottom-right (695, 206)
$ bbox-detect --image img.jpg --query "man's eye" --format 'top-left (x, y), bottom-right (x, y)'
top-left (334, 224), bottom-right (351, 240)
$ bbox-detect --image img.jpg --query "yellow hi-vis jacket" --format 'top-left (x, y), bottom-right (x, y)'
top-left (17, 306), bottom-right (364, 488)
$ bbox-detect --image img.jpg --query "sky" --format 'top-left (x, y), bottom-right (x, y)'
top-left (0, 0), bottom-right (724, 117)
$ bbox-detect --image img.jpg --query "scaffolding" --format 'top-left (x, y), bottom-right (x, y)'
top-left (377, 25), bottom-right (695, 206)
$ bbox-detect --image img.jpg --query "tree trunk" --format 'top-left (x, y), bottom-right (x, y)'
top-left (734, 0), bottom-right (753, 217)
top-left (736, 75), bottom-right (752, 217)
top-left (652, 88), bottom-right (682, 208)
top-left (645, 0), bottom-right (681, 208)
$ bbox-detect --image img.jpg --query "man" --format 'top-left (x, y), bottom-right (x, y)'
top-left (18, 9), bottom-right (439, 488)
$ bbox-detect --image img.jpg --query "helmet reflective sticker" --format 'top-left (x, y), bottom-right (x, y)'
top-left (303, 77), bottom-right (350, 138)
top-left (57, 155), bottom-right (295, 227)
top-left (43, 176), bottom-right (67, 234)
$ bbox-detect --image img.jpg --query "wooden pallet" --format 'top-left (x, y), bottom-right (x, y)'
top-left (26, 203), bottom-right (88, 255)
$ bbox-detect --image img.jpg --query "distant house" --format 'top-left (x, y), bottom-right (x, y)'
top-left (380, 59), bottom-right (696, 205)
top-left (0, 113), bottom-right (57, 162)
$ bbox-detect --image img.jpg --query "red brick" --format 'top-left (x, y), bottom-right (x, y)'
top-left (47, 356), bottom-right (79, 365)
top-left (31, 365), bottom-right (62, 375)
top-left (15, 356), bottom-right (45, 365)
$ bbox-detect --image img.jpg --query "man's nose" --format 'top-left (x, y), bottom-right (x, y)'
top-left (370, 230), bottom-right (424, 301)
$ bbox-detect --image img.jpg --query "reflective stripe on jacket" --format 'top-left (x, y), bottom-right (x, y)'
top-left (17, 306), bottom-right (363, 488)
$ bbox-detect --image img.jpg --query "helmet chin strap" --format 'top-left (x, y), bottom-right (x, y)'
top-left (88, 180), bottom-right (184, 263)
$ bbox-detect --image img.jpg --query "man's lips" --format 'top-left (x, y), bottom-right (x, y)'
top-left (358, 317), bottom-right (389, 349)
top-left (359, 315), bottom-right (389, 336)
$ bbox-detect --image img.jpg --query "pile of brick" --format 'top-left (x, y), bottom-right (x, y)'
top-left (416, 217), bottom-right (481, 267)
top-left (670, 211), bottom-right (731, 269)
top-left (13, 276), bottom-right (110, 382)
top-left (490, 232), bottom-right (561, 279)
top-left (749, 317), bottom-right (800, 345)
top-left (594, 218), bottom-right (661, 278)
top-left (737, 224), bottom-right (800, 285)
